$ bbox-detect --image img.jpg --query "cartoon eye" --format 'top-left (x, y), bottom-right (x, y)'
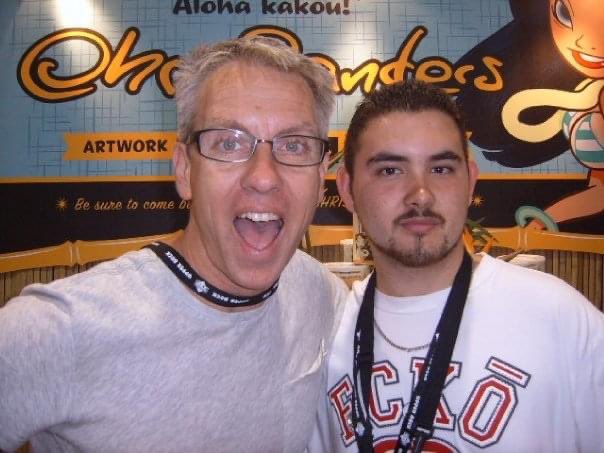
top-left (553, 0), bottom-right (573, 29)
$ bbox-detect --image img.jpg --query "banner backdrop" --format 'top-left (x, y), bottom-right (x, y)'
top-left (1, 0), bottom-right (603, 263)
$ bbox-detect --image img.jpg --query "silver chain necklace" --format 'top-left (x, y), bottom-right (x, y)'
top-left (373, 320), bottom-right (431, 352)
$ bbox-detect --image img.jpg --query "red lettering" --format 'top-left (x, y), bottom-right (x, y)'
top-left (328, 376), bottom-right (355, 445)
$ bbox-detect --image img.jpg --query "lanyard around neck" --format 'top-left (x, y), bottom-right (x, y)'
top-left (351, 251), bottom-right (473, 453)
top-left (146, 241), bottom-right (279, 308)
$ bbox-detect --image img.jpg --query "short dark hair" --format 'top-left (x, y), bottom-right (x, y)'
top-left (343, 79), bottom-right (468, 176)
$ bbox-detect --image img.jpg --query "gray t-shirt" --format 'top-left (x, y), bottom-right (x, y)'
top-left (0, 248), bottom-right (347, 452)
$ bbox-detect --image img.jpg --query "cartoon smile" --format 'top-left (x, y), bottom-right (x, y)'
top-left (571, 50), bottom-right (604, 69)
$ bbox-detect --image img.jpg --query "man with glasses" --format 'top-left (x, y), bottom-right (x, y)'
top-left (0, 37), bottom-right (346, 451)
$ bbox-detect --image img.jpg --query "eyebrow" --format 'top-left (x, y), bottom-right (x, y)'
top-left (278, 122), bottom-right (319, 136)
top-left (430, 150), bottom-right (463, 163)
top-left (366, 149), bottom-right (463, 166)
top-left (202, 118), bottom-right (319, 137)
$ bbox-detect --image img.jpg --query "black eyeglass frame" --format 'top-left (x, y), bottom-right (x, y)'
top-left (187, 128), bottom-right (329, 167)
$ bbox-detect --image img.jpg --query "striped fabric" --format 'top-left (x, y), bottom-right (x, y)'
top-left (563, 110), bottom-right (604, 168)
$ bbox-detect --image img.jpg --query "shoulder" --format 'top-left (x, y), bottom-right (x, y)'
top-left (331, 273), bottom-right (371, 333)
top-left (474, 254), bottom-right (579, 297)
top-left (281, 250), bottom-right (348, 297)
top-left (30, 248), bottom-right (157, 293)
top-left (282, 249), bottom-right (330, 276)
top-left (472, 254), bottom-right (604, 325)
top-left (60, 248), bottom-right (160, 288)
top-left (278, 251), bottom-right (349, 325)
top-left (2, 249), bottom-right (164, 328)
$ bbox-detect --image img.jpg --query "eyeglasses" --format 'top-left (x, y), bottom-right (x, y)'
top-left (187, 128), bottom-right (329, 167)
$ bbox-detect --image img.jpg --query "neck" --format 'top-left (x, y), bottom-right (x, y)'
top-left (164, 234), bottom-right (269, 313)
top-left (373, 243), bottom-right (471, 297)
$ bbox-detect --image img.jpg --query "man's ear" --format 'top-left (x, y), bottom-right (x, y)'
top-left (315, 153), bottom-right (329, 205)
top-left (467, 159), bottom-right (479, 206)
top-left (336, 165), bottom-right (355, 214)
top-left (173, 142), bottom-right (192, 201)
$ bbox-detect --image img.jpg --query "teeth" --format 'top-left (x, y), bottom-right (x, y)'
top-left (238, 212), bottom-right (281, 222)
top-left (579, 52), bottom-right (604, 63)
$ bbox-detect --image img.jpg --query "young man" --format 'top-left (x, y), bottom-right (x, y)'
top-left (0, 38), bottom-right (347, 451)
top-left (309, 80), bottom-right (604, 452)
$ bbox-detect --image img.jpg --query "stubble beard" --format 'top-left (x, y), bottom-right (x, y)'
top-left (371, 232), bottom-right (458, 268)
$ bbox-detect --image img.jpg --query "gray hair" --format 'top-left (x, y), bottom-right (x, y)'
top-left (173, 37), bottom-right (335, 142)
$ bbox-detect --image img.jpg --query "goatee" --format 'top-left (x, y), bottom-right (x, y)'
top-left (372, 234), bottom-right (458, 267)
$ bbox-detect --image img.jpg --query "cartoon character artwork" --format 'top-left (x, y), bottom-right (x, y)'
top-left (455, 0), bottom-right (604, 233)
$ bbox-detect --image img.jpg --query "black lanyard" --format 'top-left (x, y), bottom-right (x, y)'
top-left (146, 241), bottom-right (278, 308)
top-left (352, 251), bottom-right (473, 453)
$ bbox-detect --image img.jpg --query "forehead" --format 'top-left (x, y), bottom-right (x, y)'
top-left (356, 109), bottom-right (464, 160)
top-left (193, 60), bottom-right (318, 133)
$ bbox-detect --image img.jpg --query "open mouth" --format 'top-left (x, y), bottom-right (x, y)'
top-left (234, 211), bottom-right (284, 251)
top-left (571, 50), bottom-right (604, 69)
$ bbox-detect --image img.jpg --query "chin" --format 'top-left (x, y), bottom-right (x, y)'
top-left (233, 262), bottom-right (284, 293)
top-left (229, 234), bottom-right (299, 292)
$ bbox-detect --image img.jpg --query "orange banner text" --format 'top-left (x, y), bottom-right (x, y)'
top-left (64, 131), bottom-right (176, 160)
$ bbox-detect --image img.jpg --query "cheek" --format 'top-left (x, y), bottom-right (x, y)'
top-left (584, 67), bottom-right (604, 80)
top-left (286, 173), bottom-right (323, 217)
top-left (550, 21), bottom-right (573, 59)
top-left (446, 194), bottom-right (472, 220)
top-left (356, 188), bottom-right (390, 221)
top-left (191, 171), bottom-right (235, 215)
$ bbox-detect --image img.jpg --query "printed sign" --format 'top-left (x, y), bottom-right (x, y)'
top-left (1, 0), bottom-right (602, 270)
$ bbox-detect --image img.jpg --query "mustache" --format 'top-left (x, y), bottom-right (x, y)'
top-left (393, 209), bottom-right (445, 224)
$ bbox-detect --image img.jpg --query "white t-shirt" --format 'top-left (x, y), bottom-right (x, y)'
top-left (309, 254), bottom-right (604, 452)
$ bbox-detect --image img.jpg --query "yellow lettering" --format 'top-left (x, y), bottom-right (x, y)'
top-left (416, 58), bottom-right (454, 88)
top-left (103, 28), bottom-right (167, 94)
top-left (158, 57), bottom-right (179, 97)
top-left (74, 197), bottom-right (90, 210)
top-left (18, 29), bottom-right (111, 101)
top-left (240, 26), bottom-right (302, 53)
top-left (340, 62), bottom-right (380, 95)
top-left (94, 200), bottom-right (123, 210)
top-left (143, 200), bottom-right (176, 209)
top-left (378, 26), bottom-right (426, 85)
top-left (454, 64), bottom-right (474, 85)
top-left (17, 25), bottom-right (504, 103)
top-left (474, 56), bottom-right (504, 91)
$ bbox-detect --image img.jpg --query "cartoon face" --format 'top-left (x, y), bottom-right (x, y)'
top-left (550, 0), bottom-right (604, 79)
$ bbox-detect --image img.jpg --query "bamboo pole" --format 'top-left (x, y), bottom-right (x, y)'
top-left (0, 231), bottom-right (183, 273)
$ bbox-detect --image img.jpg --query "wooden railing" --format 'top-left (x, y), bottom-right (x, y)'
top-left (5, 247), bottom-right (601, 309)
top-left (489, 247), bottom-right (603, 311)
top-left (1, 228), bottom-right (603, 310)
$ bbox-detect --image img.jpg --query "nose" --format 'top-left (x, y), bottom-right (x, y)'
top-left (403, 173), bottom-right (435, 210)
top-left (240, 141), bottom-right (281, 193)
top-left (575, 34), bottom-right (597, 51)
